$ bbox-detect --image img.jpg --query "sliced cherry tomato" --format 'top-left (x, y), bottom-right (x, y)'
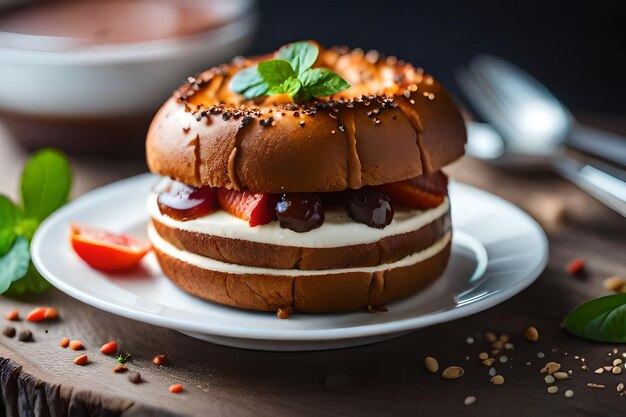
top-left (379, 171), bottom-right (448, 210)
top-left (70, 224), bottom-right (151, 271)
top-left (217, 189), bottom-right (279, 227)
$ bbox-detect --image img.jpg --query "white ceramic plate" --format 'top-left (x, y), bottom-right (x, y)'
top-left (32, 174), bottom-right (548, 351)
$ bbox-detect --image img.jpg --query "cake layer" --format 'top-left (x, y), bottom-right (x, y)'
top-left (149, 225), bottom-right (451, 312)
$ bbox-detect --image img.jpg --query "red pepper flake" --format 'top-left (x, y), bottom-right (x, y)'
top-left (169, 384), bottom-right (183, 394)
top-left (113, 365), bottom-right (128, 373)
top-left (74, 354), bottom-right (88, 366)
top-left (567, 259), bottom-right (585, 275)
top-left (153, 354), bottom-right (167, 366)
top-left (69, 340), bottom-right (84, 351)
top-left (26, 307), bottom-right (58, 322)
top-left (60, 337), bottom-right (70, 348)
top-left (100, 340), bottom-right (118, 355)
top-left (5, 309), bottom-right (19, 321)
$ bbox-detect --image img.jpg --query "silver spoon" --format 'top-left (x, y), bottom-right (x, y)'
top-left (458, 56), bottom-right (626, 216)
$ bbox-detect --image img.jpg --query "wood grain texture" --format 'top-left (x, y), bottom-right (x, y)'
top-left (1, 120), bottom-right (626, 416)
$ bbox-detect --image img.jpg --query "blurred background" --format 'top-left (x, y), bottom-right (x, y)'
top-left (1, 0), bottom-right (624, 152)
top-left (0, 0), bottom-right (624, 200)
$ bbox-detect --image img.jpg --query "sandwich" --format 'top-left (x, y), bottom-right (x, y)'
top-left (146, 42), bottom-right (466, 315)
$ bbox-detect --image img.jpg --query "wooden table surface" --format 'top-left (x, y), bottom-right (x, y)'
top-left (1, 120), bottom-right (626, 417)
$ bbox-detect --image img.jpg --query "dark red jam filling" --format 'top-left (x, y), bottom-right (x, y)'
top-left (157, 171), bottom-right (448, 232)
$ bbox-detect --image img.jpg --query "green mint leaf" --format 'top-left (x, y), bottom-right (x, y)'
top-left (300, 68), bottom-right (351, 98)
top-left (258, 59), bottom-right (296, 86)
top-left (229, 65), bottom-right (269, 99)
top-left (563, 293), bottom-right (626, 343)
top-left (21, 148), bottom-right (72, 222)
top-left (0, 195), bottom-right (20, 256)
top-left (267, 77), bottom-right (302, 99)
top-left (276, 42), bottom-right (318, 74)
top-left (4, 262), bottom-right (52, 297)
top-left (0, 237), bottom-right (30, 293)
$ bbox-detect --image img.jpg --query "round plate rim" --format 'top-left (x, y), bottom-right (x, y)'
top-left (31, 173), bottom-right (548, 342)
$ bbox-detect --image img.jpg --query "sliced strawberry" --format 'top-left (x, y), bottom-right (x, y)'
top-left (217, 189), bottom-right (279, 226)
top-left (379, 171), bottom-right (448, 210)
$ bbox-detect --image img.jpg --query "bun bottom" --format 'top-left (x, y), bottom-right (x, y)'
top-left (153, 240), bottom-right (451, 313)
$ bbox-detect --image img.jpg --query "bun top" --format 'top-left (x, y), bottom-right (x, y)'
top-left (146, 43), bottom-right (466, 193)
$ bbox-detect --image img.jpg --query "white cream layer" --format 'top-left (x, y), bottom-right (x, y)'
top-left (149, 224), bottom-right (451, 276)
top-left (147, 187), bottom-right (449, 248)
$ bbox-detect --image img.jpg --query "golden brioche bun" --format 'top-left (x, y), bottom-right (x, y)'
top-left (146, 44), bottom-right (466, 192)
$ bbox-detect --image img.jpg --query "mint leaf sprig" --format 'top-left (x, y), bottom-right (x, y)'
top-left (229, 42), bottom-right (351, 103)
top-left (0, 149), bottom-right (72, 296)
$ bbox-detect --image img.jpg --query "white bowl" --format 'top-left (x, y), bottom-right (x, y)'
top-left (0, 0), bottom-right (257, 154)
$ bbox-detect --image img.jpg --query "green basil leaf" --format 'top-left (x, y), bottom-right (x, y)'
top-left (563, 293), bottom-right (626, 343)
top-left (21, 149), bottom-right (72, 222)
top-left (267, 77), bottom-right (302, 98)
top-left (14, 218), bottom-right (40, 241)
top-left (0, 195), bottom-right (19, 256)
top-left (276, 42), bottom-right (318, 74)
top-left (229, 65), bottom-right (269, 99)
top-left (4, 262), bottom-right (52, 297)
top-left (258, 59), bottom-right (296, 86)
top-left (0, 237), bottom-right (30, 293)
top-left (300, 68), bottom-right (351, 98)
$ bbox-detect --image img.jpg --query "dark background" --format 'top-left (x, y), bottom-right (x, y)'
top-left (249, 0), bottom-right (626, 117)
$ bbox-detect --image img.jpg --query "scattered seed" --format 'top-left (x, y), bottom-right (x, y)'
top-left (464, 396), bottom-right (476, 406)
top-left (490, 375), bottom-right (504, 385)
top-left (612, 366), bottom-right (623, 375)
top-left (424, 356), bottom-right (439, 373)
top-left (587, 383), bottom-right (605, 389)
top-left (5, 309), bottom-right (19, 321)
top-left (595, 368), bottom-right (604, 374)
top-left (485, 332), bottom-right (497, 343)
top-left (100, 341), bottom-right (118, 355)
top-left (603, 276), bottom-right (626, 292)
top-left (604, 366), bottom-right (613, 371)
top-left (113, 365), bottom-right (128, 373)
top-left (547, 386), bottom-right (558, 394)
top-left (277, 306), bottom-right (293, 319)
top-left (544, 375), bottom-right (555, 384)
top-left (564, 389), bottom-right (574, 398)
top-left (499, 356), bottom-right (509, 364)
top-left (442, 366), bottom-right (464, 380)
top-left (60, 337), bottom-right (69, 348)
top-left (614, 348), bottom-right (619, 354)
top-left (493, 340), bottom-right (504, 350)
top-left (613, 358), bottom-right (623, 366)
top-left (169, 384), bottom-right (183, 394)
top-left (617, 383), bottom-right (624, 392)
top-left (482, 358), bottom-right (495, 367)
top-left (537, 352), bottom-right (545, 358)
top-left (128, 372), bottom-right (141, 384)
top-left (26, 307), bottom-right (58, 322)
top-left (499, 334), bottom-right (510, 343)
top-left (74, 354), bottom-right (88, 366)
top-left (541, 362), bottom-right (561, 374)
top-left (17, 330), bottom-right (32, 342)
top-left (581, 365), bottom-right (588, 370)
top-left (69, 340), bottom-right (84, 351)
top-left (466, 337), bottom-right (474, 344)
top-left (504, 343), bottom-right (514, 350)
top-left (525, 326), bottom-right (539, 342)
top-left (153, 354), bottom-right (167, 366)
top-left (554, 372), bottom-right (569, 380)
top-left (478, 352), bottom-right (489, 360)
top-left (3, 326), bottom-right (16, 338)
top-left (491, 349), bottom-right (500, 355)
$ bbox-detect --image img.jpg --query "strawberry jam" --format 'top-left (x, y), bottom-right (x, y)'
top-left (157, 181), bottom-right (218, 221)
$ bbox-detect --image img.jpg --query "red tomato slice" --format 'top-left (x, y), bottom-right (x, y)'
top-left (70, 224), bottom-right (151, 271)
